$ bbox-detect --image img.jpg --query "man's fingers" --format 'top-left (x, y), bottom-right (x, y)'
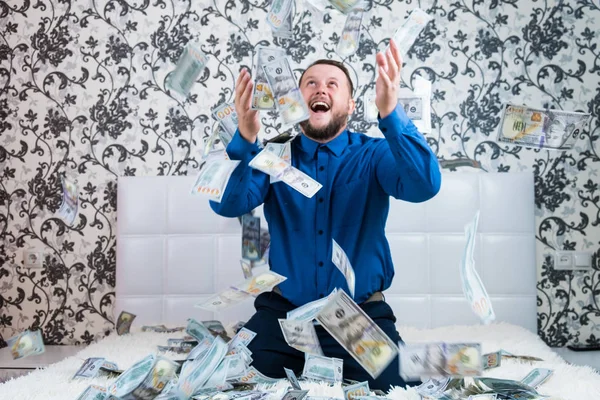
top-left (389, 39), bottom-right (403, 71)
top-left (378, 66), bottom-right (392, 88)
top-left (235, 69), bottom-right (250, 100)
top-left (385, 49), bottom-right (399, 82)
top-left (239, 78), bottom-right (254, 110)
top-left (376, 52), bottom-right (388, 73)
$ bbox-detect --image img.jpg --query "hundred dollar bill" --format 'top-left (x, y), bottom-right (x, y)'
top-left (279, 319), bottom-right (324, 355)
top-left (343, 381), bottom-right (370, 400)
top-left (229, 327), bottom-right (257, 349)
top-left (267, 0), bottom-right (294, 30)
top-left (399, 342), bottom-right (482, 380)
top-left (363, 92), bottom-right (379, 123)
top-left (252, 47), bottom-right (287, 110)
top-left (272, 3), bottom-right (294, 39)
top-left (249, 147), bottom-right (289, 177)
top-left (302, 353), bottom-right (343, 383)
top-left (328, 0), bottom-right (363, 14)
top-left (285, 367), bottom-right (302, 390)
top-left (212, 102), bottom-right (239, 138)
top-left (203, 357), bottom-right (230, 389)
top-left (332, 239), bottom-right (356, 298)
top-left (225, 354), bottom-right (247, 380)
top-left (58, 175), bottom-right (78, 226)
top-left (287, 289), bottom-right (338, 322)
top-left (282, 390), bottom-right (309, 400)
top-left (187, 318), bottom-right (216, 344)
top-left (75, 385), bottom-right (108, 400)
top-left (338, 9), bottom-right (364, 57)
top-left (73, 357), bottom-right (105, 379)
top-left (496, 103), bottom-right (591, 150)
top-left (194, 287), bottom-right (252, 311)
top-left (520, 368), bottom-right (554, 389)
top-left (265, 141), bottom-right (292, 183)
top-left (262, 57), bottom-right (310, 126)
top-left (109, 355), bottom-right (178, 398)
top-left (387, 8), bottom-right (432, 56)
top-left (190, 158), bottom-right (241, 203)
top-left (7, 329), bottom-right (45, 360)
top-left (398, 96), bottom-right (423, 120)
top-left (239, 366), bottom-right (281, 384)
top-left (414, 377), bottom-right (451, 397)
top-left (167, 42), bottom-right (209, 96)
top-left (233, 270), bottom-right (287, 296)
top-left (461, 212), bottom-right (495, 324)
top-left (242, 214), bottom-right (261, 261)
top-left (168, 338), bottom-right (198, 347)
top-left (482, 351), bottom-right (501, 370)
top-left (178, 337), bottom-right (228, 397)
top-left (158, 344), bottom-right (194, 354)
top-left (227, 342), bottom-right (253, 366)
top-left (141, 325), bottom-right (184, 333)
top-left (316, 291), bottom-right (398, 378)
top-left (240, 259), bottom-right (253, 279)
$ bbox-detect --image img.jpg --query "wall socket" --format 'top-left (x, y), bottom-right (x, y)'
top-left (23, 249), bottom-right (44, 269)
top-left (554, 251), bottom-right (593, 270)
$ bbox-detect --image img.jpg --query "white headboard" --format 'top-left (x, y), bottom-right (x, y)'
top-left (116, 172), bottom-right (537, 332)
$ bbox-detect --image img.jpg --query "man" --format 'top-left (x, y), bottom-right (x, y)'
top-left (209, 39), bottom-right (441, 390)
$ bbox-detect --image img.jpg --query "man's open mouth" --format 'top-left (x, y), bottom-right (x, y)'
top-left (310, 101), bottom-right (331, 113)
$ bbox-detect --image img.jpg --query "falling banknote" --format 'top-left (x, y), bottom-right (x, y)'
top-left (212, 102), bottom-right (239, 139)
top-left (328, 0), bottom-right (363, 14)
top-left (399, 342), bottom-right (483, 381)
top-left (262, 57), bottom-right (310, 126)
top-left (343, 381), bottom-right (370, 400)
top-left (461, 212), bottom-right (495, 324)
top-left (116, 310), bottom-right (136, 335)
top-left (58, 175), bottom-right (79, 226)
top-left (252, 46), bottom-right (287, 110)
top-left (272, 1), bottom-right (294, 39)
top-left (303, 353), bottom-right (344, 383)
top-left (338, 9), bottom-right (364, 57)
top-left (167, 42), bottom-right (209, 96)
top-left (264, 141), bottom-right (292, 183)
top-left (496, 103), bottom-right (591, 150)
top-left (242, 214), bottom-right (261, 261)
top-left (194, 288), bottom-right (251, 312)
top-left (7, 330), bottom-right (45, 360)
top-left (108, 355), bottom-right (179, 399)
top-left (279, 318), bottom-right (324, 355)
top-left (316, 291), bottom-right (398, 378)
top-left (267, 0), bottom-right (294, 30)
top-left (388, 8), bottom-right (432, 56)
top-left (332, 239), bottom-right (356, 298)
top-left (190, 158), bottom-right (241, 203)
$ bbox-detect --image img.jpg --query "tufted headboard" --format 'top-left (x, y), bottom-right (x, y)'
top-left (116, 172), bottom-right (537, 332)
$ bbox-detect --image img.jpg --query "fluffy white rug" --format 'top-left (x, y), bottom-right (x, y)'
top-left (0, 322), bottom-right (599, 400)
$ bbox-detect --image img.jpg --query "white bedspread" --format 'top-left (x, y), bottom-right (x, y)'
top-left (0, 322), bottom-right (598, 400)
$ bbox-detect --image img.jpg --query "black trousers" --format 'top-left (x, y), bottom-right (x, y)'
top-left (243, 291), bottom-right (416, 391)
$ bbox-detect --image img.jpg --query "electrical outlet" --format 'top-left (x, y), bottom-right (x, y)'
top-left (573, 251), bottom-right (592, 270)
top-left (554, 251), bottom-right (593, 271)
top-left (554, 251), bottom-right (573, 270)
top-left (23, 249), bottom-right (44, 268)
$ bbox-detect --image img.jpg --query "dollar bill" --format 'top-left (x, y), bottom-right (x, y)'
top-left (280, 162), bottom-right (323, 198)
top-left (167, 42), bottom-right (209, 96)
top-left (240, 259), bottom-right (254, 279)
top-left (179, 337), bottom-right (229, 397)
top-left (225, 354), bottom-right (247, 381)
top-left (496, 103), bottom-right (591, 150)
top-left (468, 395), bottom-right (497, 400)
top-left (399, 342), bottom-right (482, 380)
top-left (461, 212), bottom-right (495, 324)
top-left (227, 343), bottom-right (253, 366)
top-left (233, 270), bottom-right (287, 296)
top-left (203, 357), bottom-right (231, 389)
top-left (282, 390), bottom-right (309, 400)
top-left (99, 360), bottom-right (122, 376)
top-left (203, 320), bottom-right (226, 335)
top-left (262, 57), bottom-right (310, 126)
top-left (287, 289), bottom-right (338, 322)
top-left (272, 1), bottom-right (294, 39)
top-left (264, 141), bottom-right (292, 183)
top-left (279, 319), bottom-right (324, 355)
top-left (364, 92), bottom-right (426, 124)
top-left (212, 102), bottom-right (239, 139)
top-left (190, 158), bottom-right (241, 203)
top-left (398, 96), bottom-right (423, 120)
top-left (194, 287), bottom-right (252, 311)
top-left (7, 329), bottom-right (45, 360)
top-left (414, 377), bottom-right (451, 397)
top-left (73, 357), bottom-right (105, 379)
top-left (229, 327), bottom-right (257, 349)
top-left (332, 239), bottom-right (356, 298)
top-left (186, 319), bottom-right (214, 343)
top-left (302, 353), bottom-right (343, 383)
top-left (238, 366), bottom-right (281, 384)
top-left (267, 0), bottom-right (294, 30)
top-left (328, 0), bottom-right (363, 14)
top-left (520, 368), bottom-right (553, 389)
top-left (388, 8), bottom-right (432, 56)
top-left (249, 148), bottom-right (290, 177)
top-left (252, 47), bottom-right (287, 110)
top-left (109, 355), bottom-right (178, 398)
top-left (242, 214), bottom-right (261, 261)
top-left (316, 291), bottom-right (398, 379)
top-left (75, 385), bottom-right (108, 400)
top-left (343, 381), bottom-right (370, 400)
top-left (168, 338), bottom-right (198, 347)
top-left (158, 344), bottom-right (194, 354)
top-left (338, 9), bottom-right (363, 57)
top-left (500, 353), bottom-right (543, 362)
top-left (58, 175), bottom-right (78, 226)
top-left (363, 92), bottom-right (379, 123)
top-left (284, 367), bottom-right (302, 390)
top-left (141, 325), bottom-right (184, 333)
top-left (482, 351), bottom-right (501, 370)
top-left (439, 158), bottom-right (481, 170)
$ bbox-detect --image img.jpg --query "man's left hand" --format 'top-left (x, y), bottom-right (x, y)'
top-left (375, 39), bottom-right (402, 119)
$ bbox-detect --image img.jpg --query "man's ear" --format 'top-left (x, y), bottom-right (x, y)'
top-left (348, 98), bottom-right (356, 115)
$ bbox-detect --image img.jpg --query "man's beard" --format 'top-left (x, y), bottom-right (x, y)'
top-left (299, 110), bottom-right (348, 142)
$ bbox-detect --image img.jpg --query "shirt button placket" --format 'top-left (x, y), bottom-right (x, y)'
top-left (315, 147), bottom-right (328, 297)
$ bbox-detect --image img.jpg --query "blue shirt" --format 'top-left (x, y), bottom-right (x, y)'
top-left (210, 105), bottom-right (441, 306)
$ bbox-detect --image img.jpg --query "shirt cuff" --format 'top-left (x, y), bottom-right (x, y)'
top-left (226, 129), bottom-right (262, 163)
top-left (378, 103), bottom-right (412, 132)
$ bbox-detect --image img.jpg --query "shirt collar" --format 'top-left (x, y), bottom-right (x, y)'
top-left (297, 129), bottom-right (349, 158)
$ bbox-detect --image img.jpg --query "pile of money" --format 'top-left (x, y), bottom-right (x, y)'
top-left (73, 357), bottom-right (121, 379)
top-left (399, 342), bottom-right (483, 380)
top-left (316, 290), bottom-right (398, 379)
top-left (496, 103), bottom-right (591, 150)
top-left (415, 375), bottom-right (548, 399)
top-left (7, 329), bottom-right (46, 360)
top-left (461, 212), bottom-right (495, 324)
top-left (167, 42), bottom-right (209, 97)
top-left (252, 47), bottom-right (287, 110)
top-left (57, 175), bottom-right (78, 226)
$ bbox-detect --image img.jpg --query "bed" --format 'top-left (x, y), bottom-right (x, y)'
top-left (2, 172), bottom-right (599, 400)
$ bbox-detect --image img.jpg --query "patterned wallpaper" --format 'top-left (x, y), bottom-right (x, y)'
top-left (0, 0), bottom-right (598, 348)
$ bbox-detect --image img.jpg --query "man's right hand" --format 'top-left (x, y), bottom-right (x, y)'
top-left (235, 69), bottom-right (260, 143)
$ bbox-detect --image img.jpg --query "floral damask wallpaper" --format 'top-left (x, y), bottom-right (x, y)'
top-left (0, 0), bottom-right (598, 347)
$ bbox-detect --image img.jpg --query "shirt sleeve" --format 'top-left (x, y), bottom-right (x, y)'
top-left (373, 104), bottom-right (441, 202)
top-left (209, 130), bottom-right (270, 217)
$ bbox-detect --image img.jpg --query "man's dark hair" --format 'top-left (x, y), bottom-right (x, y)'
top-left (298, 59), bottom-right (354, 96)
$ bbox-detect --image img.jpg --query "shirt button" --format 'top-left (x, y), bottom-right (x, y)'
top-left (319, 197), bottom-right (324, 203)
top-left (381, 127), bottom-right (387, 133)
top-left (318, 230), bottom-right (323, 235)
top-left (318, 261), bottom-right (324, 267)
top-left (319, 166), bottom-right (325, 171)
top-left (251, 151), bottom-right (257, 155)
top-left (319, 293), bottom-right (325, 298)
